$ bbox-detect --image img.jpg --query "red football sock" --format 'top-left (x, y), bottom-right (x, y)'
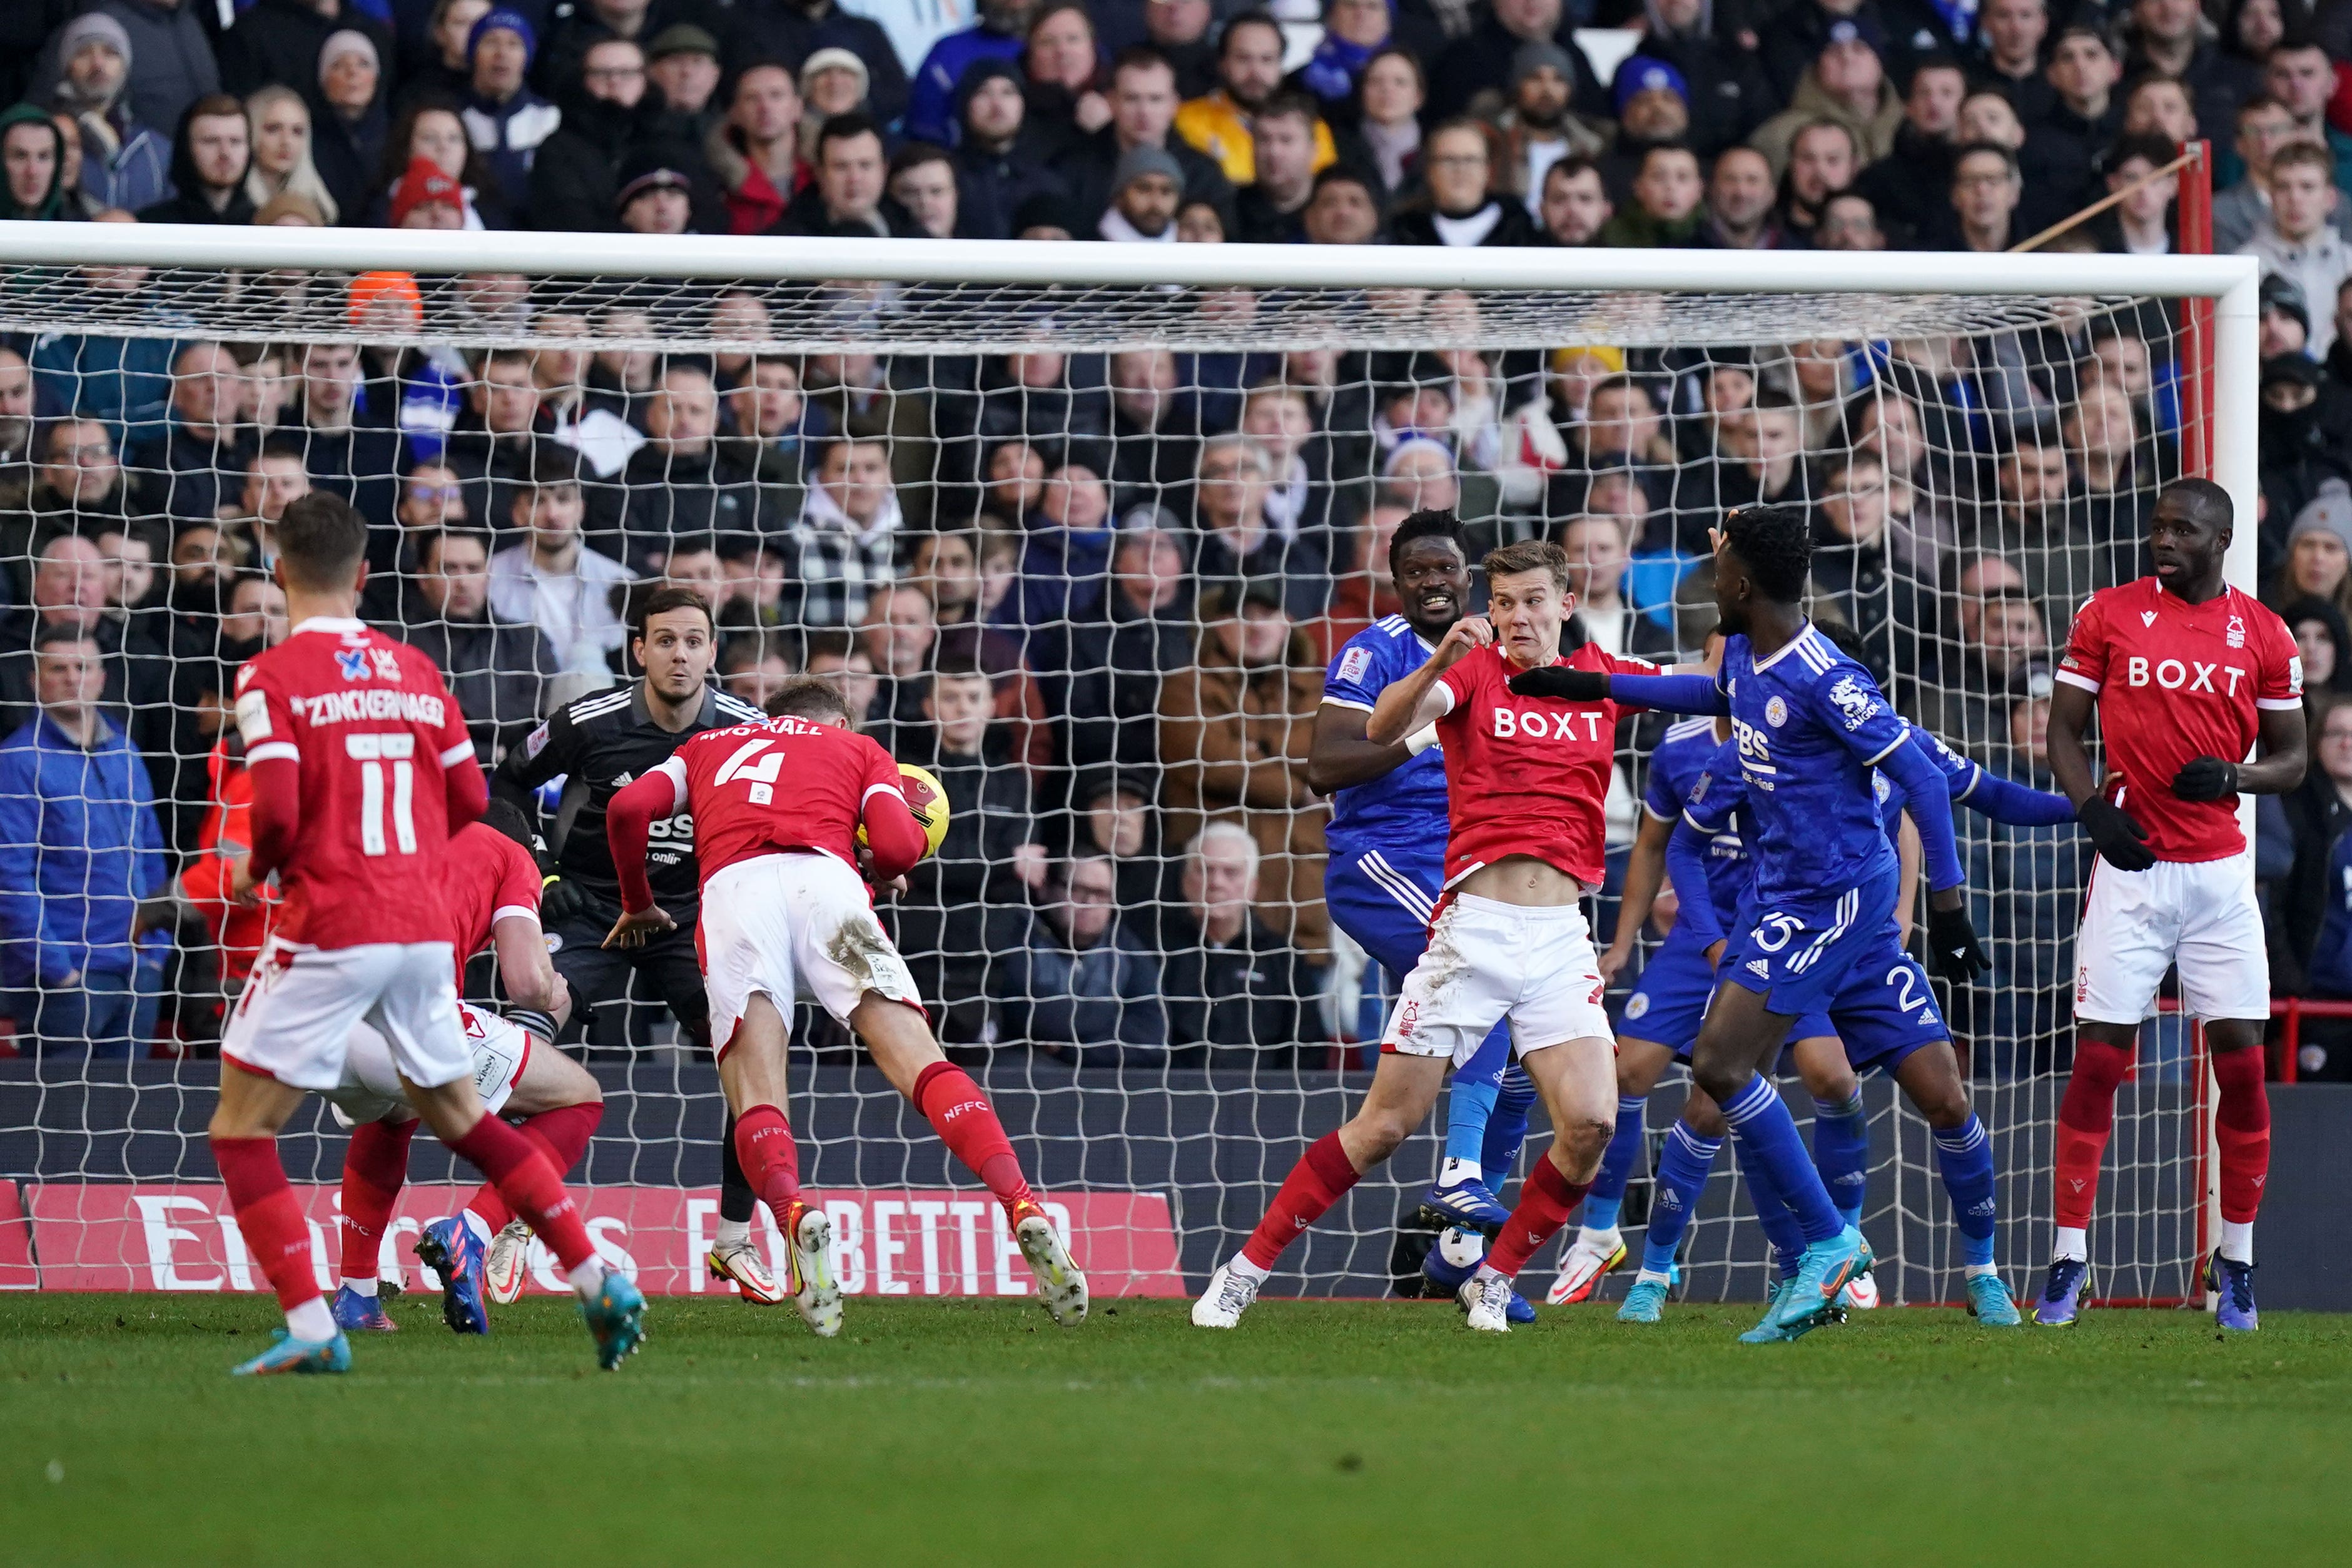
top-left (732, 1103), bottom-right (802, 1227)
top-left (467, 1103), bottom-right (602, 1232)
top-left (449, 1116), bottom-right (594, 1273)
top-left (212, 1135), bottom-right (321, 1312)
top-left (911, 1061), bottom-right (1035, 1217)
top-left (2053, 1038), bottom-right (2134, 1230)
top-left (339, 1119), bottom-right (414, 1284)
top-left (1486, 1156), bottom-right (1593, 1280)
top-left (1240, 1131), bottom-right (1361, 1271)
top-left (2211, 1046), bottom-right (2271, 1225)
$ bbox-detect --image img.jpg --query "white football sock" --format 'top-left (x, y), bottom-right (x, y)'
top-left (2053, 1226), bottom-right (2088, 1262)
top-left (1635, 1267), bottom-right (1672, 1286)
top-left (2219, 1220), bottom-right (2254, 1264)
top-left (1580, 1223), bottom-right (1622, 1246)
top-left (567, 1257), bottom-right (609, 1297)
top-left (1964, 1262), bottom-right (1998, 1279)
top-left (343, 1276), bottom-right (378, 1298)
top-left (460, 1208), bottom-right (494, 1246)
top-left (714, 1217), bottom-right (751, 1250)
top-left (1437, 1156), bottom-right (1483, 1187)
top-left (1228, 1252), bottom-right (1270, 1283)
top-left (286, 1298), bottom-right (337, 1342)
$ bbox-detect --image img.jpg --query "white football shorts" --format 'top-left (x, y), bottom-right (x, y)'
top-left (221, 938), bottom-right (471, 1095)
top-left (1382, 892), bottom-right (1613, 1067)
top-left (326, 1001), bottom-right (534, 1128)
top-left (2074, 851), bottom-right (2270, 1025)
top-left (696, 851), bottom-right (925, 1053)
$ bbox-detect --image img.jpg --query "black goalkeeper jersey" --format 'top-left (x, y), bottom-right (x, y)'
top-left (496, 681), bottom-right (765, 917)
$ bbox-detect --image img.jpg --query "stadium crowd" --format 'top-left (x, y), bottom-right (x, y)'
top-left (5, 0), bottom-right (2352, 1078)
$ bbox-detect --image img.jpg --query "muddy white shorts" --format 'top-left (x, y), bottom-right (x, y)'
top-left (696, 851), bottom-right (925, 1053)
top-left (2074, 851), bottom-right (2269, 1025)
top-left (1382, 893), bottom-right (1612, 1067)
top-left (221, 938), bottom-right (470, 1095)
top-left (325, 1001), bottom-right (534, 1128)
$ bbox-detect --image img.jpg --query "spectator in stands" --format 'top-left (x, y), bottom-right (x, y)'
top-left (1175, 11), bottom-right (1334, 186)
top-left (2263, 38), bottom-right (2347, 180)
top-left (1297, 0), bottom-right (1390, 114)
top-left (0, 528), bottom-right (171, 759)
top-left (908, 0), bottom-right (1035, 148)
top-left (774, 111), bottom-right (919, 237)
top-left (717, 636), bottom-right (791, 707)
top-left (2218, 96), bottom-right (2335, 255)
top-left (646, 23), bottom-right (720, 128)
top-left (440, 347), bottom-right (548, 543)
top-left (2284, 594), bottom-right (2352, 712)
top-left (403, 0), bottom-right (489, 110)
top-left (2094, 133), bottom-right (2180, 255)
top-left (614, 144), bottom-right (696, 235)
top-left (620, 361), bottom-right (790, 563)
top-left (799, 48), bottom-right (870, 140)
top-left (1158, 577), bottom-right (1327, 954)
top-left (1019, 1), bottom-right (1108, 154)
top-left (1693, 144), bottom-right (1792, 248)
top-left (1190, 433), bottom-right (1330, 619)
top-left (2281, 695), bottom-right (2352, 1003)
top-left (462, 7), bottom-right (560, 216)
top-left (1773, 118), bottom-right (1859, 246)
top-left (2243, 144), bottom-right (2352, 358)
top-left (223, 441), bottom-right (310, 570)
top-left (1352, 45), bottom-right (1424, 200)
top-left (952, 58), bottom-right (1065, 241)
top-left (1604, 54), bottom-right (1693, 196)
top-left (1493, 42), bottom-right (1608, 215)
top-left (1944, 140), bottom-right (2026, 252)
top-left (0, 419), bottom-right (157, 591)
top-left (291, 341), bottom-right (400, 532)
top-left (529, 35), bottom-right (651, 234)
top-left (0, 625), bottom-right (168, 1057)
top-left (891, 662), bottom-right (1046, 1045)
top-left (310, 28), bottom-right (383, 221)
top-left (1965, 433), bottom-right (2102, 634)
top-left (1539, 154), bottom-right (1612, 245)
top-left (1050, 518), bottom-right (1192, 775)
top-left (1158, 819), bottom-right (1322, 1066)
top-left (487, 444), bottom-right (631, 674)
top-left (889, 141), bottom-right (963, 238)
top-left (1815, 189), bottom-right (1887, 250)
top-left (378, 101), bottom-right (505, 227)
top-left (1139, 0), bottom-right (1217, 97)
top-left (790, 436), bottom-right (898, 629)
top-left (718, 353), bottom-right (811, 505)
top-left (385, 458), bottom-right (469, 582)
top-left (31, 1), bottom-right (217, 148)
top-left (28, 228), bottom-right (176, 458)
top-left (1298, 163), bottom-right (1379, 245)
top-left (996, 850), bottom-right (1166, 1063)
top-left (2277, 482), bottom-right (2352, 620)
top-left (2122, 0), bottom-right (2242, 141)
top-left (397, 527), bottom-right (555, 763)
top-left (1230, 90), bottom-right (1322, 243)
top-left (1913, 580), bottom-right (2052, 756)
top-left (243, 84), bottom-right (338, 226)
top-left (1391, 116), bottom-right (1541, 248)
top-left (1561, 510), bottom-right (1675, 661)
top-left (707, 62), bottom-right (806, 236)
top-left (2024, 26), bottom-right (2122, 212)
top-left (1599, 141), bottom-right (1703, 246)
top-left (134, 93), bottom-right (250, 225)
top-left (1754, 28), bottom-right (1905, 181)
top-left (1971, 0), bottom-right (2053, 123)
top-left (2062, 379), bottom-right (2159, 574)
top-left (0, 346), bottom-right (28, 480)
top-left (216, 0), bottom-right (390, 103)
top-left (1062, 46), bottom-right (1234, 230)
top-left (1852, 54), bottom-right (1965, 249)
top-left (49, 12), bottom-right (171, 215)
top-left (1096, 144), bottom-right (1182, 241)
top-left (1807, 447), bottom-right (1905, 648)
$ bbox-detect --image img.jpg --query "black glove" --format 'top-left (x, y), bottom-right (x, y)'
top-left (2171, 756), bottom-right (2241, 802)
top-left (539, 874), bottom-right (599, 926)
top-left (1925, 899), bottom-right (1992, 983)
top-left (1505, 666), bottom-right (1609, 701)
top-left (2076, 795), bottom-right (2155, 871)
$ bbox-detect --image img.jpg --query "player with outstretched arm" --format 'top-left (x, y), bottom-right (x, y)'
top-left (1194, 539), bottom-right (1655, 1334)
top-left (210, 493), bottom-right (644, 1375)
top-left (1509, 504), bottom-right (1993, 1342)
top-left (601, 677), bottom-right (1087, 1337)
top-left (2035, 478), bottom-right (2305, 1332)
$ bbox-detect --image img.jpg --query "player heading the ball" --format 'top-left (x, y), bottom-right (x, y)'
top-left (1195, 539), bottom-right (1653, 1333)
top-left (602, 677), bottom-right (1086, 1335)
top-left (211, 492), bottom-right (645, 1375)
top-left (2037, 478), bottom-right (2306, 1332)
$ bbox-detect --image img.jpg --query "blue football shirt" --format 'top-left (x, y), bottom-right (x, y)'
top-left (1644, 717), bottom-right (1750, 931)
top-left (1322, 614), bottom-right (1449, 857)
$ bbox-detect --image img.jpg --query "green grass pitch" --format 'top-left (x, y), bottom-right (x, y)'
top-left (4, 1293), bottom-right (2346, 1566)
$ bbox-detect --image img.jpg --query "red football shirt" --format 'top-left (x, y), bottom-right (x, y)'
top-left (2056, 577), bottom-right (2301, 862)
top-left (232, 618), bottom-right (477, 948)
top-left (1433, 640), bottom-right (1654, 893)
top-left (650, 715), bottom-right (908, 889)
top-left (435, 823), bottom-right (544, 985)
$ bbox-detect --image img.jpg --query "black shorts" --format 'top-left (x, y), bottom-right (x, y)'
top-left (545, 908), bottom-right (709, 1048)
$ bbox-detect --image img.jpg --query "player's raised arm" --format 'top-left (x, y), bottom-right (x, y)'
top-left (859, 779), bottom-right (928, 883)
top-left (602, 760), bottom-right (686, 947)
top-left (1307, 704), bottom-right (1437, 794)
top-left (231, 670), bottom-right (301, 903)
top-left (1366, 614), bottom-right (1489, 744)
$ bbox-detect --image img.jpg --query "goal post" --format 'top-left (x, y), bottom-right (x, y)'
top-left (0, 225), bottom-right (2261, 1308)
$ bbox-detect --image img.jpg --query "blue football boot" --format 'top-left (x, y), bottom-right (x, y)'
top-left (580, 1269), bottom-right (649, 1369)
top-left (330, 1284), bottom-right (398, 1333)
top-left (415, 1216), bottom-right (490, 1335)
top-left (1618, 1274), bottom-right (1671, 1323)
top-left (1770, 1225), bottom-right (1865, 1338)
top-left (2032, 1257), bottom-right (2089, 1327)
top-left (2207, 1252), bottom-right (2258, 1332)
top-left (1420, 1173), bottom-right (1512, 1234)
top-left (1739, 1278), bottom-right (1805, 1343)
top-left (1966, 1272), bottom-right (2022, 1327)
top-left (230, 1327), bottom-right (352, 1377)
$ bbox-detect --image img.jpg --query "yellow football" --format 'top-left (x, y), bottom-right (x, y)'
top-left (857, 762), bottom-right (951, 860)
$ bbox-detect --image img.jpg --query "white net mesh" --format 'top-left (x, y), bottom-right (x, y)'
top-left (0, 238), bottom-right (2225, 1307)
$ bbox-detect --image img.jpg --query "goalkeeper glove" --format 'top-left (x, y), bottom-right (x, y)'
top-left (2076, 795), bottom-right (2155, 871)
top-left (539, 874), bottom-right (601, 926)
top-left (2171, 756), bottom-right (2241, 802)
top-left (1505, 666), bottom-right (1608, 701)
top-left (1925, 899), bottom-right (1991, 984)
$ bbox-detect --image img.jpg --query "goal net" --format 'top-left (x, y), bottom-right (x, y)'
top-left (0, 228), bottom-right (2259, 1310)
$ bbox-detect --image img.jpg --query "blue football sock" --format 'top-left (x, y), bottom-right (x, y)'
top-left (1442, 1023), bottom-right (1513, 1169)
top-left (1812, 1090), bottom-right (1870, 1232)
top-left (1733, 1140), bottom-right (1808, 1278)
top-left (1481, 1063), bottom-right (1536, 1191)
top-left (1579, 1095), bottom-right (1649, 1232)
top-left (1639, 1121), bottom-right (1721, 1275)
top-left (1932, 1113), bottom-right (1999, 1268)
top-left (1721, 1075), bottom-right (1845, 1245)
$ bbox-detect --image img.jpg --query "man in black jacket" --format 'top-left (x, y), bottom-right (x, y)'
top-left (530, 34), bottom-right (659, 233)
top-left (1159, 820), bottom-right (1322, 1068)
top-left (724, 0), bottom-right (911, 131)
top-left (1061, 46), bottom-right (1235, 233)
top-left (135, 93), bottom-right (254, 225)
top-left (1389, 118), bottom-right (1543, 246)
top-left (951, 58), bottom-right (1067, 241)
top-left (395, 527), bottom-right (557, 764)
